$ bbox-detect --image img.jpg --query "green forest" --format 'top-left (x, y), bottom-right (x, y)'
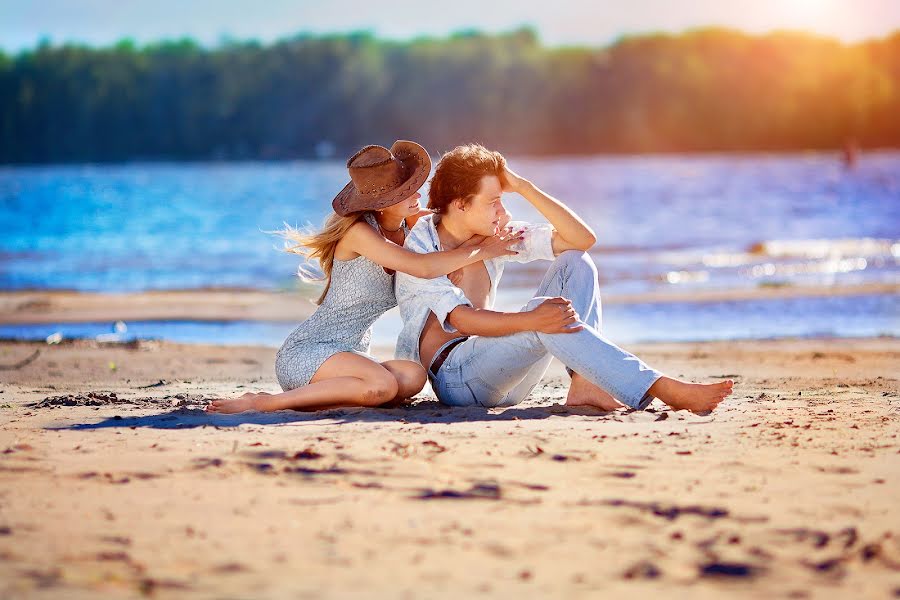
top-left (1, 27), bottom-right (898, 163)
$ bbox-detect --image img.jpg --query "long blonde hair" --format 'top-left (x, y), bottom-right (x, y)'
top-left (277, 211), bottom-right (367, 304)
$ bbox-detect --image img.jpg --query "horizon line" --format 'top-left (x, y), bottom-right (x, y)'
top-left (4, 24), bottom-right (899, 56)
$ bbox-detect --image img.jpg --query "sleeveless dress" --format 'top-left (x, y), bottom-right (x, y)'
top-left (274, 212), bottom-right (409, 391)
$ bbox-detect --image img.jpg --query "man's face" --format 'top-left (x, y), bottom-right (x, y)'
top-left (459, 175), bottom-right (507, 237)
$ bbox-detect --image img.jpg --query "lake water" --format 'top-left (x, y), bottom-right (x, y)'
top-left (1, 152), bottom-right (897, 345)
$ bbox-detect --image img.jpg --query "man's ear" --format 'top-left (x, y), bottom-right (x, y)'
top-left (453, 198), bottom-right (467, 212)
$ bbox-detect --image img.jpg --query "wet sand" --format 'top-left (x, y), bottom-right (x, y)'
top-left (2, 282), bottom-right (896, 324)
top-left (0, 337), bottom-right (898, 598)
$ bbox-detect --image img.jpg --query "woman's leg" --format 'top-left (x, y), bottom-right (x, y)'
top-left (206, 352), bottom-right (399, 414)
top-left (380, 360), bottom-right (427, 400)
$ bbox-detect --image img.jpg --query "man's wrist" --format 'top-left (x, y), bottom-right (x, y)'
top-left (513, 178), bottom-right (537, 199)
top-left (507, 311), bottom-right (533, 333)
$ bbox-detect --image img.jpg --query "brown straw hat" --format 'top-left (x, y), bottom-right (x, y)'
top-left (331, 140), bottom-right (432, 216)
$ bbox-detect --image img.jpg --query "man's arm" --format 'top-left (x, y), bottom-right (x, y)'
top-left (396, 217), bottom-right (581, 339)
top-left (394, 224), bottom-right (474, 335)
top-left (447, 299), bottom-right (582, 337)
top-left (501, 167), bottom-right (597, 254)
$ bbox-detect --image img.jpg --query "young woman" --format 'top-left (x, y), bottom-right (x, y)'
top-left (206, 141), bottom-right (521, 414)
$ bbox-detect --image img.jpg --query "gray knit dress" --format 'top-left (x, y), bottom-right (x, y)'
top-left (274, 212), bottom-right (409, 391)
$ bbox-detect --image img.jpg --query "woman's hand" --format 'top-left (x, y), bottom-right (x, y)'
top-left (472, 227), bottom-right (525, 261)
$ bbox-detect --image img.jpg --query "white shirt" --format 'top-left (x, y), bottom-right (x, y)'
top-left (394, 213), bottom-right (555, 364)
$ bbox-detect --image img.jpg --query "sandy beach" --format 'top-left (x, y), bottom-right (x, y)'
top-left (1, 336), bottom-right (897, 599)
top-left (3, 10), bottom-right (898, 599)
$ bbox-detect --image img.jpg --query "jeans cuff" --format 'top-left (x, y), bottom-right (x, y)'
top-left (623, 372), bottom-right (663, 410)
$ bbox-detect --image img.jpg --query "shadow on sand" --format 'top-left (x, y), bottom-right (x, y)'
top-left (46, 398), bottom-right (642, 431)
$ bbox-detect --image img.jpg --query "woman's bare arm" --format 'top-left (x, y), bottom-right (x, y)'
top-left (341, 221), bottom-right (522, 279)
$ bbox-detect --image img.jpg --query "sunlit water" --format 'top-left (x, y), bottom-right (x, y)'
top-left (1, 151), bottom-right (897, 344)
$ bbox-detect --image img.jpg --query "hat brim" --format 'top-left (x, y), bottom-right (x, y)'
top-left (331, 140), bottom-right (432, 216)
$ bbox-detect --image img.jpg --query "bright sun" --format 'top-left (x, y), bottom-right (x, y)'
top-left (781, 0), bottom-right (839, 27)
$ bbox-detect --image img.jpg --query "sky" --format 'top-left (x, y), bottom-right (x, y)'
top-left (2, 0), bottom-right (899, 52)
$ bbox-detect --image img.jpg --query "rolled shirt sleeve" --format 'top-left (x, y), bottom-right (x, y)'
top-left (394, 214), bottom-right (557, 364)
top-left (395, 214), bottom-right (473, 339)
top-left (395, 271), bottom-right (472, 333)
top-left (504, 220), bottom-right (555, 264)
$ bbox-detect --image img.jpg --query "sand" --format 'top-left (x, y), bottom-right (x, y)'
top-left (0, 337), bottom-right (898, 599)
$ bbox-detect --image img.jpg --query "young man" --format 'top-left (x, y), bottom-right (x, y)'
top-left (394, 144), bottom-right (733, 412)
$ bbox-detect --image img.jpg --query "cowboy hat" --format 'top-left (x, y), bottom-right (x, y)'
top-left (331, 140), bottom-right (432, 216)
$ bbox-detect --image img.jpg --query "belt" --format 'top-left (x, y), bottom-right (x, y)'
top-left (428, 337), bottom-right (468, 377)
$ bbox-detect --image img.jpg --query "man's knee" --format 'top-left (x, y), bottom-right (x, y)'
top-left (525, 296), bottom-right (552, 312)
top-left (556, 250), bottom-right (597, 277)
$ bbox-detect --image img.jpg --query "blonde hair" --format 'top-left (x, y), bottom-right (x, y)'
top-left (277, 211), bottom-right (367, 304)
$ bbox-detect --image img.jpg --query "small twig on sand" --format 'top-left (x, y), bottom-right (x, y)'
top-left (0, 349), bottom-right (40, 371)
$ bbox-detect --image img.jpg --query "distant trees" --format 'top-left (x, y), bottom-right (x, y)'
top-left (1, 27), bottom-right (898, 163)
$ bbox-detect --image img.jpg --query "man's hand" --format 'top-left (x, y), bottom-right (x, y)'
top-left (501, 162), bottom-right (597, 253)
top-left (527, 297), bottom-right (582, 334)
top-left (500, 165), bottom-right (530, 195)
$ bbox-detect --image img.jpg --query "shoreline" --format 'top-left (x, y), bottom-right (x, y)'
top-left (1, 282), bottom-right (896, 325)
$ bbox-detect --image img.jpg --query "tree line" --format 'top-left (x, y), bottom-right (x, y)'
top-left (1, 27), bottom-right (898, 163)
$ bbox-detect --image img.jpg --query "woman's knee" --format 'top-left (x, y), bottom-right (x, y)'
top-left (397, 368), bottom-right (427, 399)
top-left (382, 361), bottom-right (427, 399)
top-left (361, 370), bottom-right (400, 406)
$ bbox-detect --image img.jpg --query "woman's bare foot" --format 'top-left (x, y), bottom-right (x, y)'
top-left (566, 373), bottom-right (623, 411)
top-left (205, 392), bottom-right (267, 414)
top-left (647, 377), bottom-right (734, 413)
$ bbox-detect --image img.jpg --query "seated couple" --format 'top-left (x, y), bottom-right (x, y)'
top-left (207, 141), bottom-right (733, 414)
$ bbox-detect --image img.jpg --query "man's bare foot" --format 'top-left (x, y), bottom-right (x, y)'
top-left (566, 373), bottom-right (623, 411)
top-left (647, 377), bottom-right (734, 413)
top-left (206, 392), bottom-right (264, 414)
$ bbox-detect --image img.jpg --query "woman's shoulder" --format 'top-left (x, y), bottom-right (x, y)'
top-left (334, 216), bottom-right (378, 260)
top-left (344, 213), bottom-right (379, 237)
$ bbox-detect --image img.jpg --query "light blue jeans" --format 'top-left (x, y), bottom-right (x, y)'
top-left (428, 250), bottom-right (663, 409)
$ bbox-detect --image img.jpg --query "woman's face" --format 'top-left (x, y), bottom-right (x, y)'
top-left (381, 191), bottom-right (422, 220)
